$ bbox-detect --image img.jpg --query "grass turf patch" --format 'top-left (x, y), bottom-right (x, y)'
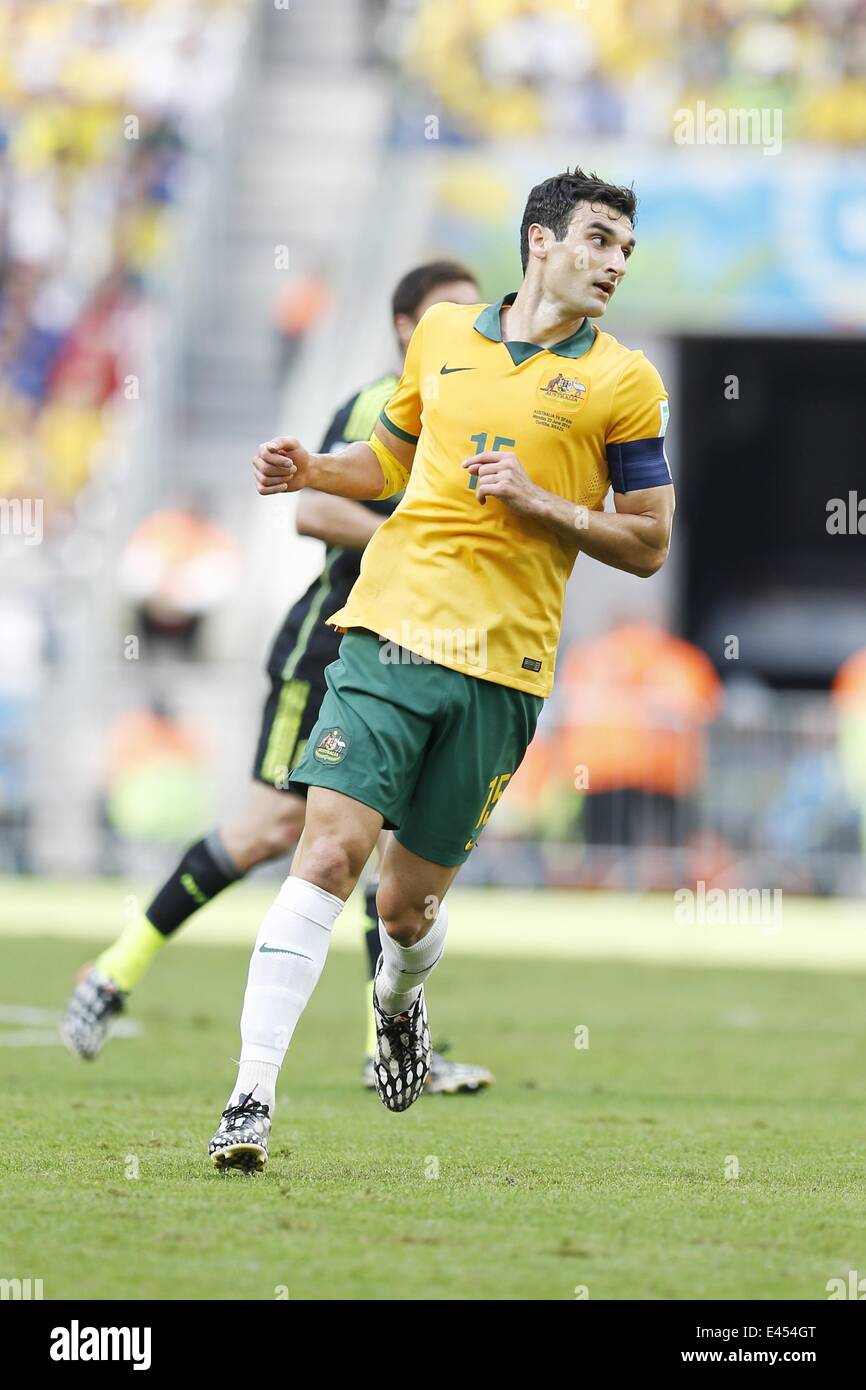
top-left (1, 918), bottom-right (865, 1300)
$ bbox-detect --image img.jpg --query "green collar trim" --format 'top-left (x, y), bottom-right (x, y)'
top-left (474, 291), bottom-right (596, 364)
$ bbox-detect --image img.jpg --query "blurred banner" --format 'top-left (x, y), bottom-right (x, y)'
top-left (420, 148), bottom-right (866, 331)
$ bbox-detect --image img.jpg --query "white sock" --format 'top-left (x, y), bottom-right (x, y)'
top-left (233, 1060), bottom-right (279, 1110)
top-left (376, 903), bottom-right (448, 1016)
top-left (229, 875), bottom-right (344, 1112)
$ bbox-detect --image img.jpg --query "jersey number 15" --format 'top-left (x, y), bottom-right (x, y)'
top-left (468, 433), bottom-right (516, 491)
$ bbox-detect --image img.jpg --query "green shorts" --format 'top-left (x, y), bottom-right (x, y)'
top-left (289, 630), bottom-right (543, 866)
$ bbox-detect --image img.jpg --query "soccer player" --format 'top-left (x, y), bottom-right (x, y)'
top-left (61, 261), bottom-right (493, 1097)
top-left (208, 167), bottom-right (675, 1172)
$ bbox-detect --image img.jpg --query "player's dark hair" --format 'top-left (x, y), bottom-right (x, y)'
top-left (391, 261), bottom-right (478, 320)
top-left (519, 168), bottom-right (637, 273)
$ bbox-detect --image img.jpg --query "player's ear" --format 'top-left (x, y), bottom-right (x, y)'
top-left (527, 224), bottom-right (549, 261)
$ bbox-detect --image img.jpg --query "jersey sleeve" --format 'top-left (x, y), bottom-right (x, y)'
top-left (378, 315), bottom-right (425, 445)
top-left (605, 353), bottom-right (672, 493)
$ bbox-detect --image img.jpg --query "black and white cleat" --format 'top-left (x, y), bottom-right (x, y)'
top-left (372, 958), bottom-right (431, 1113)
top-left (208, 1089), bottom-right (271, 1174)
top-left (363, 1048), bottom-right (493, 1096)
top-left (59, 967), bottom-right (126, 1060)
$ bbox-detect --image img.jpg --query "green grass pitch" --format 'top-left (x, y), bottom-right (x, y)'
top-left (1, 880), bottom-right (865, 1301)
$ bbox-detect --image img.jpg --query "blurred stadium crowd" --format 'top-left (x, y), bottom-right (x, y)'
top-left (387, 0), bottom-right (866, 143)
top-left (3, 0), bottom-right (866, 898)
top-left (0, 0), bottom-right (246, 525)
top-left (0, 0), bottom-right (249, 867)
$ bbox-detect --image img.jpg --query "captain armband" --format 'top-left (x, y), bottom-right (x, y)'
top-left (368, 432), bottom-right (411, 501)
top-left (606, 437), bottom-right (672, 493)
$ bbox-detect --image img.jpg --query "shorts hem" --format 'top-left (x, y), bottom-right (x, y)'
top-left (287, 768), bottom-right (398, 831)
top-left (393, 827), bottom-right (470, 868)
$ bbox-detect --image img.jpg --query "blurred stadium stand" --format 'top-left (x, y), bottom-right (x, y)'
top-left (388, 0), bottom-right (866, 146)
top-left (1, 0), bottom-right (390, 875)
top-left (4, 0), bottom-right (866, 896)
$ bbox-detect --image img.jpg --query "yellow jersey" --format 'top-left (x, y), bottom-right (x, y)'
top-left (328, 293), bottom-right (670, 698)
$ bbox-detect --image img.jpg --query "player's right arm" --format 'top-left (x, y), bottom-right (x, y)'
top-left (252, 421), bottom-right (414, 501)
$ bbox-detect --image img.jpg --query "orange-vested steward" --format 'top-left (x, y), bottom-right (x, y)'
top-left (832, 648), bottom-right (866, 711)
top-left (560, 622), bottom-right (721, 798)
top-left (104, 711), bottom-right (202, 783)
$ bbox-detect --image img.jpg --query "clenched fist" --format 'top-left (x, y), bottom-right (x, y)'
top-left (252, 437), bottom-right (314, 495)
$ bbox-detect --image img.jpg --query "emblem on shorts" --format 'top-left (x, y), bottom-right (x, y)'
top-left (540, 372), bottom-right (587, 405)
top-left (314, 727), bottom-right (350, 764)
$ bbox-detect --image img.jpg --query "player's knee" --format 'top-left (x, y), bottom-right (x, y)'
top-left (376, 886), bottom-right (430, 946)
top-left (297, 833), bottom-right (360, 900)
top-left (380, 915), bottom-right (425, 946)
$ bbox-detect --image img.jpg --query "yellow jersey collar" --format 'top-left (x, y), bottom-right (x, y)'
top-left (473, 291), bottom-right (596, 364)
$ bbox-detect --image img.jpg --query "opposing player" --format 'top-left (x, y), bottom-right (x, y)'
top-left (207, 167), bottom-right (676, 1172)
top-left (61, 261), bottom-right (493, 1097)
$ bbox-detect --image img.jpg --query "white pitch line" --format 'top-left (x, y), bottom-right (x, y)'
top-left (0, 1004), bottom-right (143, 1048)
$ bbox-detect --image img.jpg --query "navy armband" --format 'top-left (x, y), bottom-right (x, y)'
top-left (606, 437), bottom-right (672, 493)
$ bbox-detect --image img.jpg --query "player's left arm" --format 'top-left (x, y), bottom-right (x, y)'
top-left (462, 351), bottom-right (674, 578)
top-left (566, 484), bottom-right (674, 578)
top-left (461, 454), bottom-right (673, 577)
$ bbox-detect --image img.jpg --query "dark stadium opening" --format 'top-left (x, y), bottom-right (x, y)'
top-left (677, 335), bottom-right (866, 689)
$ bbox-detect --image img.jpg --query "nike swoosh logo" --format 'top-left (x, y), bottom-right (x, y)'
top-left (440, 364), bottom-right (476, 375)
top-left (399, 948), bottom-right (445, 975)
top-left (259, 944), bottom-right (313, 960)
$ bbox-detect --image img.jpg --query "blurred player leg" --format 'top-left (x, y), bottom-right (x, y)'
top-left (59, 783), bottom-right (306, 1060)
top-left (59, 654), bottom-right (318, 1059)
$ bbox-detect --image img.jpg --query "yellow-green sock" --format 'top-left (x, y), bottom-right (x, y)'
top-left (96, 915), bottom-right (166, 993)
top-left (364, 979), bottom-right (376, 1057)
